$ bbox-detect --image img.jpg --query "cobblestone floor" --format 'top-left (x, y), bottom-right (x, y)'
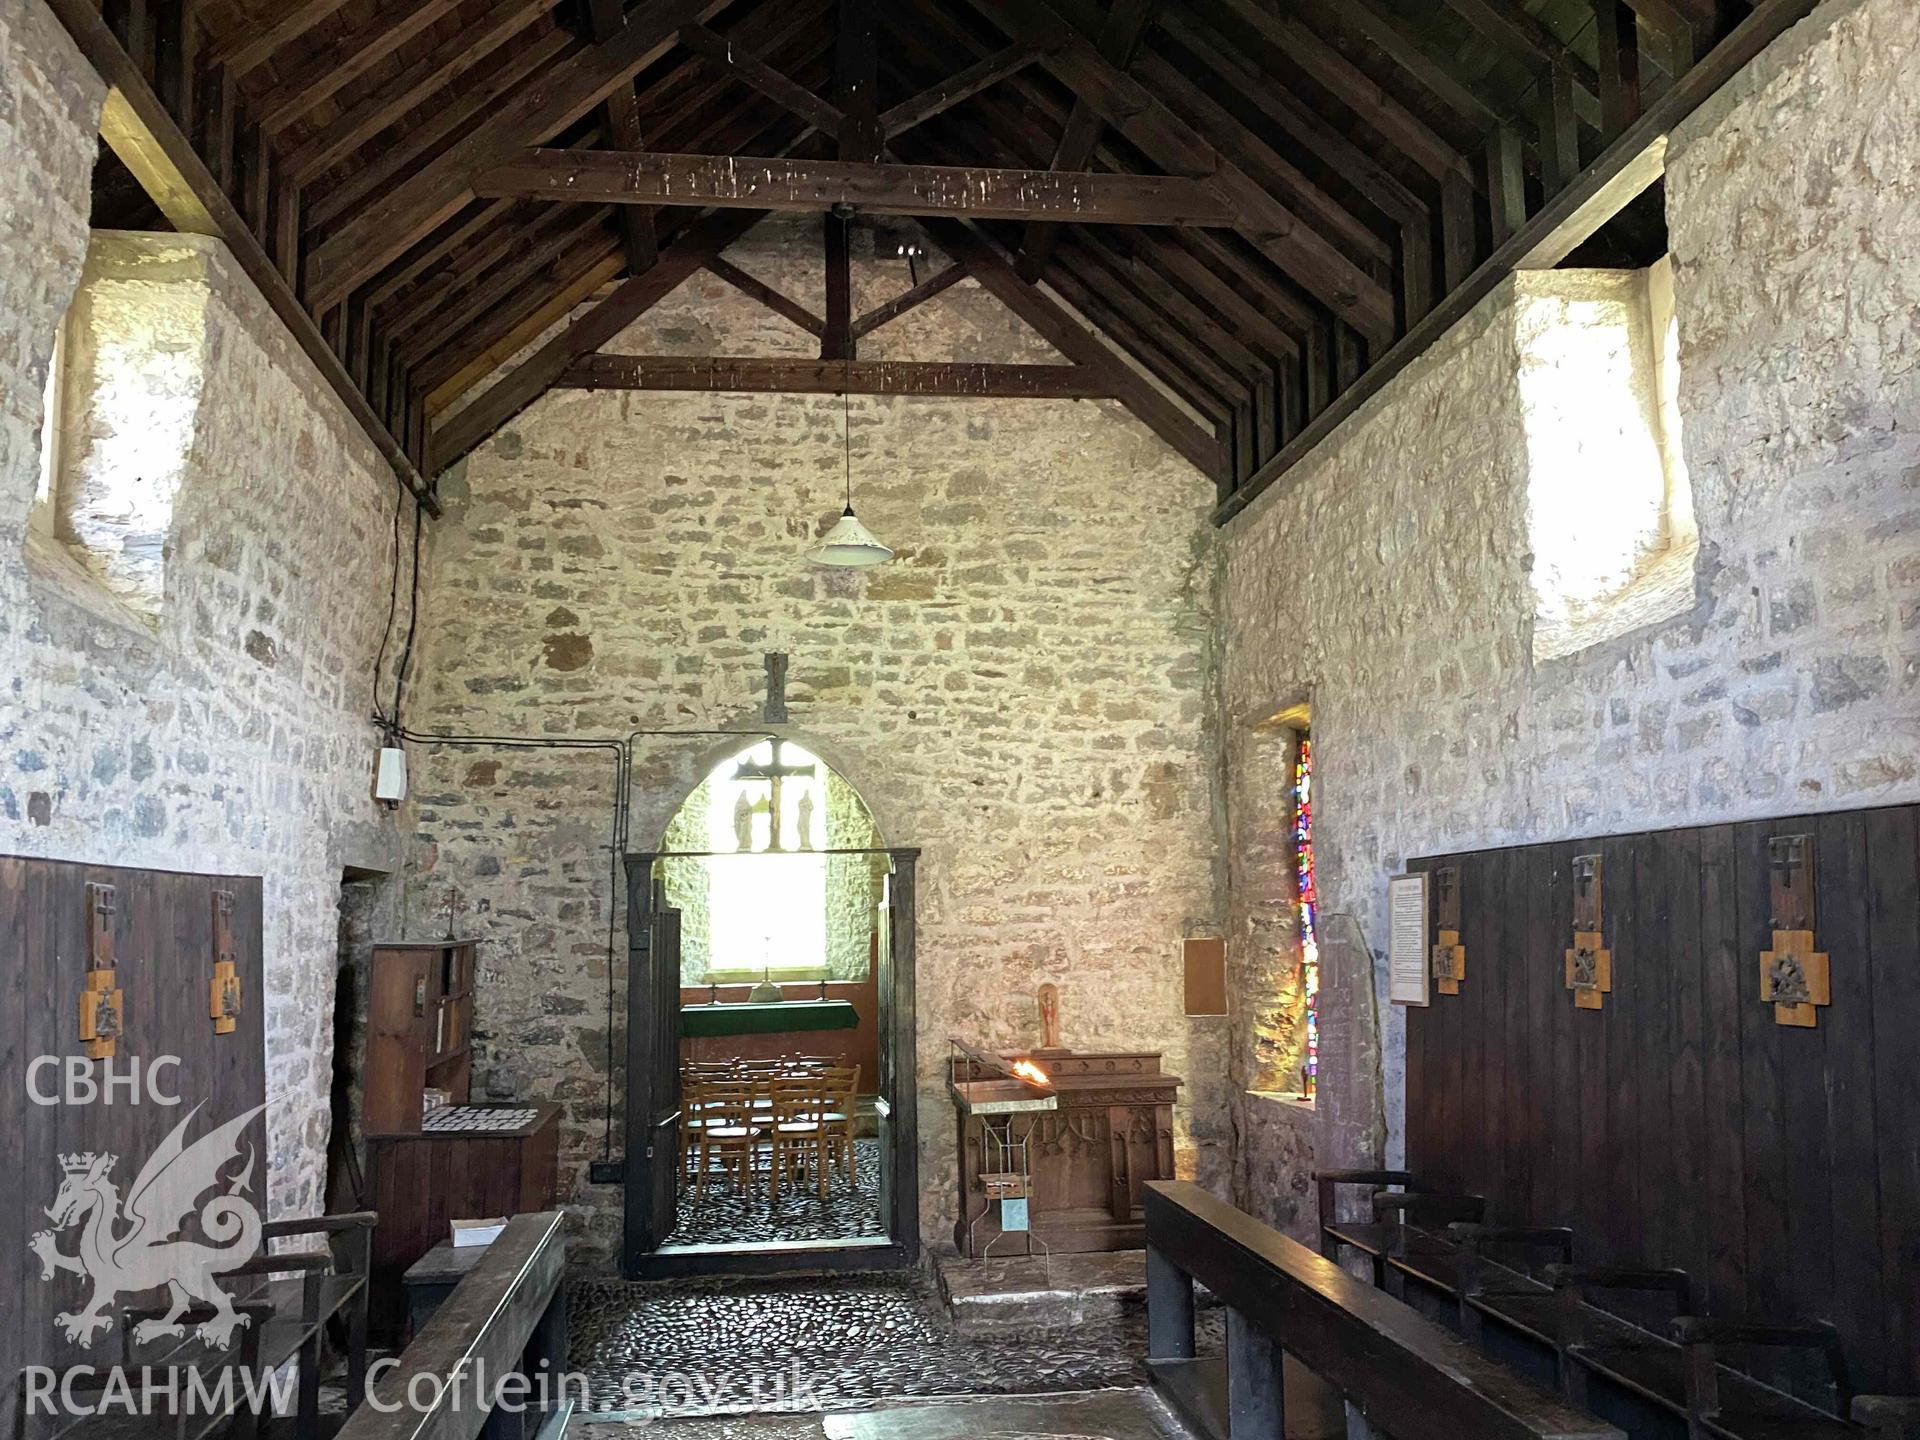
top-left (664, 1140), bottom-right (882, 1249)
top-left (567, 1269), bottom-right (1223, 1420)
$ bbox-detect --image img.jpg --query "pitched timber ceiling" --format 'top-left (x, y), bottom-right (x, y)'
top-left (55, 0), bottom-right (1819, 521)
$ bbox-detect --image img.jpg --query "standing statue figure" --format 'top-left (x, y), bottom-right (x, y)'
top-left (1037, 982), bottom-right (1064, 1054)
top-left (732, 792), bottom-right (755, 853)
top-left (796, 790), bottom-right (816, 851)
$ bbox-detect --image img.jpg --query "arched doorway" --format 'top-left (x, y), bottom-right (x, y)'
top-left (622, 739), bottom-right (919, 1277)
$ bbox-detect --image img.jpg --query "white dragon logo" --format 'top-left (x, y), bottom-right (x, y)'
top-left (29, 1103), bottom-right (266, 1350)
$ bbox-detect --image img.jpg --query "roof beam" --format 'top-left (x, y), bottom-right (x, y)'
top-left (678, 23), bottom-right (847, 134)
top-left (1015, 0), bottom-right (1156, 282)
top-left (851, 263), bottom-right (965, 340)
top-left (304, 0), bottom-right (734, 312)
top-left (879, 42), bottom-right (1046, 138)
top-left (257, 0), bottom-right (466, 134)
top-left (703, 255), bottom-right (826, 336)
top-left (281, 0), bottom-right (563, 183)
top-left (429, 207), bottom-right (768, 470)
top-left (474, 151), bottom-right (1242, 225)
top-left (209, 0), bottom-right (351, 76)
top-left (919, 216), bottom-right (1225, 482)
top-left (588, 0), bottom-right (661, 273)
top-left (42, 0), bottom-right (436, 511)
top-left (963, 0), bottom-right (1398, 343)
top-left (559, 355), bottom-right (1116, 397)
top-left (1217, 0), bottom-right (1825, 525)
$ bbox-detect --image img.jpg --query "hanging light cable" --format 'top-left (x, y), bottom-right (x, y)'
top-left (808, 355), bottom-right (893, 568)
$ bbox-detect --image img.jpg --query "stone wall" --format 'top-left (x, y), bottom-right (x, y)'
top-left (407, 215), bottom-right (1226, 1263)
top-left (0, 0), bottom-right (421, 1224)
top-left (824, 768), bottom-right (884, 981)
top-left (1220, 0), bottom-right (1920, 1226)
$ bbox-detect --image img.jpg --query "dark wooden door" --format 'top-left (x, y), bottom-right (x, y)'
top-left (643, 906), bottom-right (683, 1249)
top-left (880, 852), bottom-right (919, 1258)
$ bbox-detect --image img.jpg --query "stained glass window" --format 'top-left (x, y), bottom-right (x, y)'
top-left (1296, 734), bottom-right (1319, 1099)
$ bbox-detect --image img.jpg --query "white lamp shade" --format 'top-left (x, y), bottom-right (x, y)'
top-left (808, 506), bottom-right (894, 568)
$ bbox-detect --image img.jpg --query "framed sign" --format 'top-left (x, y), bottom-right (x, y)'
top-left (1388, 872), bottom-right (1430, 1006)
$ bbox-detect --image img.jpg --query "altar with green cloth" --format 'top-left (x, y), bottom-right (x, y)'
top-left (679, 999), bottom-right (860, 1038)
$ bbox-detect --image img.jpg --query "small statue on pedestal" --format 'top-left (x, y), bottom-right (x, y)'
top-left (1036, 982), bottom-right (1068, 1055)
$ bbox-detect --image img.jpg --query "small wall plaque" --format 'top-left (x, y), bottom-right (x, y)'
top-left (1388, 873), bottom-right (1430, 1007)
top-left (1430, 866), bottom-right (1466, 995)
top-left (1761, 834), bottom-right (1829, 1028)
top-left (1564, 854), bottom-right (1612, 1011)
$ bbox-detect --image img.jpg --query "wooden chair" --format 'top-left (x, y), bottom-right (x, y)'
top-left (766, 1076), bottom-right (831, 1202)
top-left (812, 1064), bottom-right (860, 1186)
top-left (694, 1082), bottom-right (761, 1195)
top-left (680, 1064), bottom-right (738, 1183)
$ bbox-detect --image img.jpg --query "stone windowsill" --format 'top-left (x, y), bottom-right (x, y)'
top-left (1246, 1088), bottom-right (1316, 1119)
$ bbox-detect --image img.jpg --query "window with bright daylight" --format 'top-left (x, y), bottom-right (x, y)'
top-left (29, 316), bottom-right (66, 538)
top-left (1522, 257), bottom-right (1698, 662)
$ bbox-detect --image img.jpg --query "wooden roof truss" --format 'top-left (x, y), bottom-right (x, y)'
top-left (49, 0), bottom-right (1822, 521)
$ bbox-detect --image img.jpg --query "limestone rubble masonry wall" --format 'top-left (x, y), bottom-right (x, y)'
top-left (0, 0), bottom-right (418, 1226)
top-left (407, 214), bottom-right (1230, 1265)
top-left (1221, 0), bottom-right (1920, 1220)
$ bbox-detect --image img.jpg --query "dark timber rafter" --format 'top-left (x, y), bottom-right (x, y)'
top-left (560, 356), bottom-right (1116, 398)
top-left (44, 0), bottom-right (1814, 518)
top-left (473, 151), bottom-right (1244, 226)
top-left (587, 0), bottom-right (661, 273)
top-left (1014, 0), bottom-right (1156, 284)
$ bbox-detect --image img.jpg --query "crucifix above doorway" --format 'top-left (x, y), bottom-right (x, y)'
top-left (733, 739), bottom-right (817, 853)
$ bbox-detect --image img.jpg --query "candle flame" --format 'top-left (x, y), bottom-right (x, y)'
top-left (1010, 1059), bottom-right (1049, 1086)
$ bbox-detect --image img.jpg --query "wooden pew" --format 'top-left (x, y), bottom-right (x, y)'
top-left (1144, 1180), bottom-right (1622, 1440)
top-left (335, 1211), bottom-right (570, 1440)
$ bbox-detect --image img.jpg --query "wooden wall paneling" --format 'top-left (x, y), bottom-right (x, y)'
top-left (1816, 808), bottom-right (1883, 1391)
top-left (1574, 849), bottom-right (1609, 1260)
top-left (1433, 855), bottom-right (1464, 1194)
top-left (1733, 819), bottom-right (1791, 1322)
top-left (1600, 831), bottom-right (1639, 1263)
top-left (1633, 828), bottom-right (1675, 1286)
top-left (1664, 826), bottom-right (1710, 1310)
top-left (1459, 849), bottom-right (1496, 1210)
top-left (0, 861), bottom-right (27, 1440)
top-left (1866, 805), bottom-right (1920, 1393)
top-left (1697, 822), bottom-right (1747, 1318)
top-left (1404, 857), bottom-right (1431, 1186)
top-left (1498, 845), bottom-right (1531, 1228)
top-left (1524, 840), bottom-right (1562, 1230)
top-left (1778, 829), bottom-right (1838, 1338)
top-left (1545, 843), bottom-right (1580, 1238)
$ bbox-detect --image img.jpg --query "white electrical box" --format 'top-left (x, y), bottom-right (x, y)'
top-left (373, 745), bottom-right (408, 803)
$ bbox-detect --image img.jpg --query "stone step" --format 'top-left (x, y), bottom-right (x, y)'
top-left (936, 1249), bottom-right (1153, 1334)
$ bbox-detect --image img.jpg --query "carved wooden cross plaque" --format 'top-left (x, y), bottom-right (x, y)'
top-left (210, 889), bottom-right (242, 1036)
top-left (1761, 834), bottom-right (1829, 1027)
top-left (1430, 866), bottom-right (1466, 995)
top-left (79, 881), bottom-right (124, 1059)
top-left (1564, 854), bottom-right (1612, 1011)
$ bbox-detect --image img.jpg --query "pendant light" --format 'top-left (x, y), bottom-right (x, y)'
top-left (809, 365), bottom-right (893, 568)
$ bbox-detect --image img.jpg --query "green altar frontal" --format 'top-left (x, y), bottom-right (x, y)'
top-left (679, 999), bottom-right (860, 1038)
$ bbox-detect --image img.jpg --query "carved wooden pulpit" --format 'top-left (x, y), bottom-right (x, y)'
top-left (954, 1050), bottom-right (1181, 1256)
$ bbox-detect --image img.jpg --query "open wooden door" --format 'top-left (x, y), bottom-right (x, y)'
top-left (622, 855), bottom-right (683, 1268)
top-left (877, 850), bottom-right (920, 1259)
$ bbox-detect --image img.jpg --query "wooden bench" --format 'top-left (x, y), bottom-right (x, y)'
top-left (1314, 1169), bottom-right (1916, 1440)
top-left (1144, 1180), bottom-right (1622, 1440)
top-left (20, 1211), bottom-right (375, 1440)
top-left (335, 1211), bottom-right (569, 1440)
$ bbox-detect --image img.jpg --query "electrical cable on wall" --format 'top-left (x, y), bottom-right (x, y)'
top-left (387, 722), bottom-right (778, 1164)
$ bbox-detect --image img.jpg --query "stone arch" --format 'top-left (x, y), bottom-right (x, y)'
top-left (631, 726), bottom-right (895, 855)
top-left (645, 732), bottom-right (890, 985)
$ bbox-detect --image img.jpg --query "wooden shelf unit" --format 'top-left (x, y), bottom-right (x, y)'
top-left (365, 938), bottom-right (477, 1135)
